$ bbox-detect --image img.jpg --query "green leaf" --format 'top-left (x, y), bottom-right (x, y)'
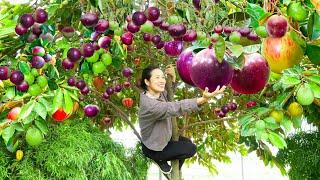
top-left (241, 123), bottom-right (255, 137)
top-left (19, 101), bottom-right (35, 120)
top-left (308, 12), bottom-right (320, 40)
top-left (268, 132), bottom-right (287, 149)
top-left (52, 88), bottom-right (63, 113)
top-left (292, 116), bottom-right (303, 128)
top-left (264, 117), bottom-right (280, 130)
top-left (46, 64), bottom-right (59, 79)
top-left (34, 101), bottom-right (47, 120)
top-left (35, 118), bottom-right (48, 135)
top-left (289, 31), bottom-right (306, 49)
top-left (309, 81), bottom-right (320, 98)
top-left (251, 107), bottom-right (271, 116)
top-left (23, 111), bottom-right (36, 124)
top-left (306, 75), bottom-right (320, 85)
top-left (228, 44), bottom-right (243, 58)
top-left (68, 91), bottom-right (79, 101)
top-left (280, 76), bottom-right (301, 89)
top-left (18, 61), bottom-right (31, 75)
top-left (39, 97), bottom-right (51, 110)
top-left (5, 87), bottom-right (15, 99)
top-left (246, 3), bottom-right (267, 28)
top-left (63, 90), bottom-right (73, 114)
top-left (186, 9), bottom-right (191, 23)
top-left (256, 129), bottom-right (268, 141)
top-left (12, 123), bottom-right (24, 132)
top-left (214, 36), bottom-right (225, 63)
top-left (2, 126), bottom-right (15, 145)
top-left (239, 115), bottom-right (255, 126)
top-left (80, 61), bottom-right (91, 74)
top-left (283, 0), bottom-right (291, 5)
top-left (48, 79), bottom-right (58, 90)
top-left (280, 116), bottom-right (293, 133)
top-left (243, 44), bottom-right (261, 54)
top-left (306, 44), bottom-right (320, 65)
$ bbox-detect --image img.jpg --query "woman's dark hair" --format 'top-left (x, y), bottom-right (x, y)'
top-left (140, 65), bottom-right (159, 91)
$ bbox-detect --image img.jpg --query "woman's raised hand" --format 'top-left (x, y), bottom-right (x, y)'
top-left (202, 86), bottom-right (226, 100)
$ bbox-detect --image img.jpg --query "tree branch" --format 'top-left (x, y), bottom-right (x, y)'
top-left (179, 117), bottom-right (235, 134)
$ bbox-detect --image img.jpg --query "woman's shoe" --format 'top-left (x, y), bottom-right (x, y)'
top-left (155, 160), bottom-right (172, 174)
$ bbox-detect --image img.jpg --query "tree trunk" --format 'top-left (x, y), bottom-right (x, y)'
top-left (166, 77), bottom-right (180, 180)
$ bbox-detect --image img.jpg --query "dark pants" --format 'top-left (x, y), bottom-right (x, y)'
top-left (141, 136), bottom-right (197, 169)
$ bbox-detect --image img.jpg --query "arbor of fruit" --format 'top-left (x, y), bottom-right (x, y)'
top-left (0, 0), bottom-right (320, 179)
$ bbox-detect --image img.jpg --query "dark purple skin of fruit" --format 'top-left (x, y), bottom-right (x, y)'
top-left (221, 105), bottom-right (229, 114)
top-left (81, 86), bottom-right (90, 95)
top-left (160, 21), bottom-right (169, 31)
top-left (61, 26), bottom-right (75, 38)
top-left (127, 22), bottom-right (140, 33)
top-left (0, 66), bottom-right (10, 80)
top-left (183, 30), bottom-right (197, 42)
top-left (67, 77), bottom-right (76, 86)
top-left (84, 105), bottom-right (100, 117)
top-left (123, 81), bottom-right (131, 88)
top-left (247, 31), bottom-right (259, 41)
top-left (32, 23), bottom-right (42, 36)
top-left (217, 111), bottom-right (225, 118)
top-left (93, 43), bottom-right (100, 51)
top-left (80, 13), bottom-right (99, 27)
top-left (132, 11), bottom-right (147, 26)
top-left (143, 33), bottom-right (152, 41)
top-left (20, 14), bottom-right (34, 28)
top-left (10, 71), bottom-right (24, 85)
top-left (152, 35), bottom-right (161, 45)
top-left (190, 48), bottom-right (233, 92)
top-left (121, 32), bottom-right (133, 45)
top-left (15, 24), bottom-right (28, 35)
top-left (67, 48), bottom-right (82, 62)
top-left (106, 87), bottom-right (114, 95)
top-left (91, 31), bottom-right (101, 41)
top-left (227, 102), bottom-right (237, 111)
top-left (114, 84), bottom-right (122, 92)
top-left (238, 27), bottom-right (251, 37)
top-left (98, 36), bottom-right (112, 49)
top-left (214, 25), bottom-right (223, 34)
top-left (122, 68), bottom-right (133, 77)
top-left (95, 19), bottom-right (109, 33)
top-left (266, 15), bottom-right (288, 38)
top-left (76, 80), bottom-right (86, 90)
top-left (193, 0), bottom-right (201, 10)
top-left (147, 7), bottom-right (160, 21)
top-left (168, 24), bottom-right (187, 37)
top-left (80, 43), bottom-right (95, 57)
top-left (62, 58), bottom-right (74, 70)
top-left (152, 18), bottom-right (162, 26)
top-left (27, 33), bottom-right (38, 43)
top-left (164, 41), bottom-right (184, 57)
top-left (33, 9), bottom-right (48, 23)
top-left (16, 81), bottom-right (29, 92)
top-left (43, 54), bottom-right (52, 62)
top-left (156, 41), bottom-right (165, 49)
top-left (223, 26), bottom-right (234, 34)
top-left (103, 91), bottom-right (110, 99)
top-left (31, 56), bottom-right (45, 69)
top-left (230, 53), bottom-right (270, 94)
top-left (176, 48), bottom-right (195, 86)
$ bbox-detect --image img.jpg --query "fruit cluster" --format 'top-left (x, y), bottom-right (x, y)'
top-left (214, 102), bottom-right (237, 118)
top-left (68, 77), bottom-right (90, 95)
top-left (31, 46), bottom-right (52, 69)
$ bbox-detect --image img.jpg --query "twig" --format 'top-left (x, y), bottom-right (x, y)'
top-left (179, 117), bottom-right (235, 134)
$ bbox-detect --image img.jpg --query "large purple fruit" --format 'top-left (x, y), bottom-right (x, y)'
top-left (95, 19), bottom-right (109, 33)
top-left (98, 36), bottom-right (112, 49)
top-left (33, 9), bottom-right (48, 23)
top-left (164, 41), bottom-right (183, 57)
top-left (43, 54), bottom-right (52, 62)
top-left (80, 13), bottom-right (99, 27)
top-left (31, 56), bottom-right (45, 69)
top-left (152, 18), bottom-right (162, 26)
top-left (67, 76), bottom-right (76, 86)
top-left (122, 67), bottom-right (133, 77)
top-left (0, 66), bottom-right (10, 80)
top-left (176, 48), bottom-right (195, 86)
top-left (62, 58), bottom-right (74, 70)
top-left (147, 7), bottom-right (160, 21)
top-left (132, 11), bottom-right (147, 26)
top-left (16, 81), bottom-right (29, 92)
top-left (15, 24), bottom-right (28, 35)
top-left (121, 32), bottom-right (133, 45)
top-left (32, 46), bottom-right (45, 57)
top-left (183, 30), bottom-right (197, 42)
top-left (230, 53), bottom-right (269, 94)
top-left (20, 14), bottom-right (34, 28)
top-left (10, 70), bottom-right (24, 85)
top-left (127, 22), bottom-right (140, 33)
top-left (266, 15), bottom-right (288, 38)
top-left (80, 43), bottom-right (95, 57)
top-left (190, 48), bottom-right (233, 92)
top-left (67, 48), bottom-right (82, 62)
top-left (160, 21), bottom-right (169, 31)
top-left (32, 23), bottom-right (42, 36)
top-left (84, 104), bottom-right (100, 117)
top-left (168, 24), bottom-right (186, 37)
top-left (76, 80), bottom-right (86, 90)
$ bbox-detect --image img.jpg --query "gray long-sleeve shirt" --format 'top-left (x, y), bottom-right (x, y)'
top-left (138, 91), bottom-right (200, 151)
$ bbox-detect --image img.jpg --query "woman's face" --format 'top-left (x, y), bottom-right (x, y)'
top-left (145, 68), bottom-right (166, 93)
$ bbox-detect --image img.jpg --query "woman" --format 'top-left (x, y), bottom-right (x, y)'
top-left (138, 65), bottom-right (225, 174)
